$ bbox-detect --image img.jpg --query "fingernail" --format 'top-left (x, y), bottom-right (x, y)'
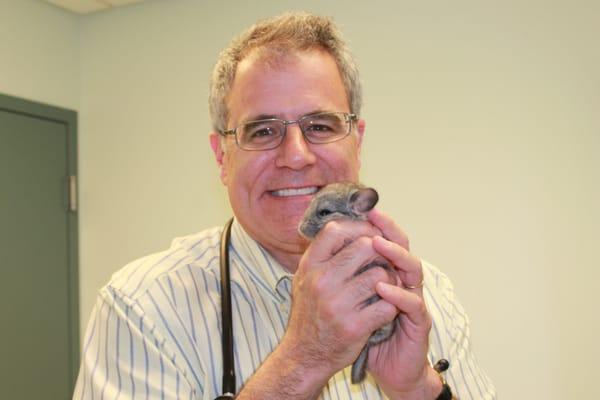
top-left (376, 281), bottom-right (393, 295)
top-left (373, 235), bottom-right (387, 247)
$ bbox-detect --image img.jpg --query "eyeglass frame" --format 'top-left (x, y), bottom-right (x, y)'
top-left (219, 111), bottom-right (358, 151)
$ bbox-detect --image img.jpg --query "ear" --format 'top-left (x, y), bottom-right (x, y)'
top-left (209, 132), bottom-right (228, 185)
top-left (356, 118), bottom-right (366, 167)
top-left (350, 187), bottom-right (379, 213)
top-left (356, 118), bottom-right (366, 146)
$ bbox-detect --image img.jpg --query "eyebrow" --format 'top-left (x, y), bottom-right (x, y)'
top-left (243, 109), bottom-right (330, 123)
top-left (246, 114), bottom-right (279, 122)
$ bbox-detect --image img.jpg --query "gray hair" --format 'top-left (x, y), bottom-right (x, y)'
top-left (208, 12), bottom-right (362, 132)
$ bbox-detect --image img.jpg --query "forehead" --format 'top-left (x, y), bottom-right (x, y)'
top-left (226, 48), bottom-right (349, 124)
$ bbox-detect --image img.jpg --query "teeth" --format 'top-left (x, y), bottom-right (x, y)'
top-left (271, 186), bottom-right (319, 197)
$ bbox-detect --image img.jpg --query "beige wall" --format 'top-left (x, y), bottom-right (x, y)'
top-left (2, 0), bottom-right (599, 398)
top-left (0, 0), bottom-right (79, 109)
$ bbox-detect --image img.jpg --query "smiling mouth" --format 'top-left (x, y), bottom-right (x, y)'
top-left (270, 186), bottom-right (320, 197)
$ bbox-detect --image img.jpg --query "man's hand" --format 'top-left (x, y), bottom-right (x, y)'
top-left (239, 211), bottom-right (439, 399)
top-left (366, 209), bottom-right (441, 400)
top-left (279, 218), bottom-right (399, 393)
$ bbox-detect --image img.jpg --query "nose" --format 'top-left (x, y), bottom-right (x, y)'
top-left (274, 123), bottom-right (317, 170)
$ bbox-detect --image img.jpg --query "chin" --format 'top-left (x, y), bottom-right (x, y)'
top-left (270, 218), bottom-right (309, 244)
top-left (270, 221), bottom-right (302, 240)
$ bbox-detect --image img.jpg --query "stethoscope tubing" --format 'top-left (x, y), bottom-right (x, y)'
top-left (217, 218), bottom-right (236, 399)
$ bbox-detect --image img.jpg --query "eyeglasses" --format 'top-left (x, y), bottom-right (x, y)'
top-left (220, 111), bottom-right (358, 151)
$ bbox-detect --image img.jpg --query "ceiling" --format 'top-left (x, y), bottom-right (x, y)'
top-left (43, 0), bottom-right (147, 15)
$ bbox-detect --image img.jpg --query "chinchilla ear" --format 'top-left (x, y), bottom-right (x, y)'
top-left (349, 187), bottom-right (379, 213)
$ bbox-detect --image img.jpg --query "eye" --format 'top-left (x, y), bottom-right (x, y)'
top-left (248, 126), bottom-right (277, 139)
top-left (241, 120), bottom-right (281, 140)
top-left (318, 209), bottom-right (332, 217)
top-left (306, 123), bottom-right (333, 132)
top-left (301, 113), bottom-right (346, 142)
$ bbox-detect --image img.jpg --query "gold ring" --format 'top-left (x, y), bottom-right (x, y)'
top-left (403, 278), bottom-right (424, 290)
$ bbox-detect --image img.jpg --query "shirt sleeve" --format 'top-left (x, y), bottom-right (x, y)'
top-left (423, 261), bottom-right (498, 400)
top-left (72, 286), bottom-right (199, 400)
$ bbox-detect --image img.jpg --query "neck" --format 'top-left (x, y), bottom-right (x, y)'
top-left (261, 242), bottom-right (307, 274)
top-left (232, 217), bottom-right (310, 273)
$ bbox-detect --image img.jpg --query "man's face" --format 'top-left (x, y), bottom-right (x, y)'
top-left (210, 49), bottom-right (365, 271)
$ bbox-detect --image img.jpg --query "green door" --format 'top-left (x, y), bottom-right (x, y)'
top-left (0, 94), bottom-right (79, 399)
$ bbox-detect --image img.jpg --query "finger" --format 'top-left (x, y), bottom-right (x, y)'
top-left (326, 236), bottom-right (388, 283)
top-left (307, 219), bottom-right (381, 263)
top-left (345, 260), bottom-right (396, 309)
top-left (367, 209), bottom-right (410, 250)
top-left (298, 236), bottom-right (385, 302)
top-left (372, 236), bottom-right (423, 290)
top-left (376, 282), bottom-right (431, 333)
top-left (356, 292), bottom-right (399, 334)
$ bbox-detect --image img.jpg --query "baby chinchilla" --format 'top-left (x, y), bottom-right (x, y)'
top-left (298, 182), bottom-right (397, 384)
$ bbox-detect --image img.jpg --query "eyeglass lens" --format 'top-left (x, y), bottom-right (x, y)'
top-left (238, 112), bottom-right (350, 150)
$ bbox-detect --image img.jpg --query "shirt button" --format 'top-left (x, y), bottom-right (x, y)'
top-left (279, 304), bottom-right (289, 314)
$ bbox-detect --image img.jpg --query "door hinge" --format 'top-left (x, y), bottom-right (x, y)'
top-left (68, 175), bottom-right (77, 212)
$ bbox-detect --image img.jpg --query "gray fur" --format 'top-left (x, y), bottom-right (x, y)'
top-left (298, 182), bottom-right (397, 384)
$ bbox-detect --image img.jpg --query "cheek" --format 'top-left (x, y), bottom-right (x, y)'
top-left (223, 154), bottom-right (243, 188)
top-left (322, 142), bottom-right (362, 176)
top-left (223, 150), bottom-right (271, 190)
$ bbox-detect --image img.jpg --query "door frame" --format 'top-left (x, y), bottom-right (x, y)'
top-left (0, 92), bottom-right (79, 389)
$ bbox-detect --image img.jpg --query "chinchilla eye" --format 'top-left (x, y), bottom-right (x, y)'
top-left (318, 209), bottom-right (332, 217)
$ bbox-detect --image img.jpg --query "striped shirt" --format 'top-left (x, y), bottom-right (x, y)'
top-left (73, 219), bottom-right (496, 399)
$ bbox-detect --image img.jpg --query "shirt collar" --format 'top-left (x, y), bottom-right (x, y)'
top-left (230, 219), bottom-right (293, 303)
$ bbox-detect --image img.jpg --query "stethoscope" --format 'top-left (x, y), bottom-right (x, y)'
top-left (215, 218), bottom-right (236, 399)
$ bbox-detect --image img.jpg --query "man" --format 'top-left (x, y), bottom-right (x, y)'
top-left (74, 12), bottom-right (496, 400)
